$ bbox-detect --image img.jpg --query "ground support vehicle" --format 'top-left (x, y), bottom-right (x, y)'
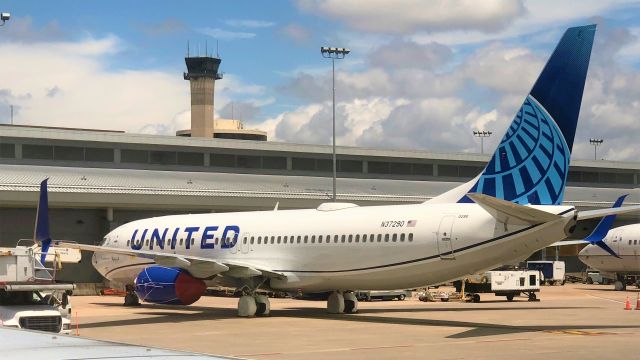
top-left (0, 246), bottom-right (75, 334)
top-left (454, 270), bottom-right (541, 302)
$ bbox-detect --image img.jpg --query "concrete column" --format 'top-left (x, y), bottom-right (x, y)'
top-left (286, 157), bottom-right (292, 171)
top-left (433, 164), bottom-right (438, 177)
top-left (362, 161), bottom-right (368, 174)
top-left (15, 143), bottom-right (22, 159)
top-left (114, 149), bottom-right (121, 163)
top-left (204, 153), bottom-right (210, 167)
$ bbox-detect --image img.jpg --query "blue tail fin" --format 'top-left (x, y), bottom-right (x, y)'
top-left (34, 179), bottom-right (52, 264)
top-left (584, 194), bottom-right (627, 258)
top-left (460, 25), bottom-right (596, 205)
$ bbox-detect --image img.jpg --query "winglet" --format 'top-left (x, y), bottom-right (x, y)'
top-left (34, 179), bottom-right (52, 264)
top-left (584, 194), bottom-right (627, 259)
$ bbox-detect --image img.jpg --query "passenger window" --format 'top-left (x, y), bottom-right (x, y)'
top-left (304, 235), bottom-right (308, 243)
top-left (250, 237), bottom-right (255, 245)
top-left (277, 236), bottom-right (281, 244)
top-left (341, 235), bottom-right (346, 243)
top-left (635, 240), bottom-right (638, 245)
top-left (215, 237), bottom-right (219, 246)
top-left (392, 234), bottom-right (398, 242)
top-left (258, 236), bottom-right (262, 244)
top-left (297, 236), bottom-right (301, 243)
top-left (409, 233), bottom-right (414, 242)
top-left (243, 237), bottom-right (247, 244)
top-left (192, 238), bottom-right (195, 246)
top-left (370, 234), bottom-right (375, 242)
top-left (362, 234), bottom-right (367, 242)
top-left (283, 236), bottom-right (287, 244)
top-left (318, 235), bottom-right (323, 243)
top-left (179, 238), bottom-right (184, 245)
top-left (384, 234), bottom-right (390, 242)
top-left (145, 239), bottom-right (149, 246)
top-left (355, 234), bottom-right (360, 243)
top-left (334, 235), bottom-right (339, 243)
top-left (127, 240), bottom-right (130, 246)
top-left (400, 234), bottom-right (405, 242)
top-left (348, 235), bottom-right (353, 243)
top-left (377, 234), bottom-right (382, 242)
top-left (630, 240), bottom-right (632, 245)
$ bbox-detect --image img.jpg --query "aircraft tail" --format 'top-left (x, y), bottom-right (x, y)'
top-left (583, 194), bottom-right (627, 258)
top-left (450, 25), bottom-right (596, 205)
top-left (34, 179), bottom-right (52, 264)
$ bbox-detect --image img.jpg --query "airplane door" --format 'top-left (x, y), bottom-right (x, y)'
top-left (437, 216), bottom-right (456, 260)
top-left (240, 233), bottom-right (251, 254)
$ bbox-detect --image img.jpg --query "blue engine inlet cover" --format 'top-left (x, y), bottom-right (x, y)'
top-left (134, 266), bottom-right (206, 305)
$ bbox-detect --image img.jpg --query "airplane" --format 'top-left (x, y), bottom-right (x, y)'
top-left (552, 195), bottom-right (640, 291)
top-left (53, 24), bottom-right (640, 317)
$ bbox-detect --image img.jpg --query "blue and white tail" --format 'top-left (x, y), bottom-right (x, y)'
top-left (34, 179), bottom-right (52, 264)
top-left (430, 25), bottom-right (596, 205)
top-left (583, 194), bottom-right (627, 258)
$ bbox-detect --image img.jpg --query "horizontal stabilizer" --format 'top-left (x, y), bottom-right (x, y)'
top-left (467, 193), bottom-right (561, 225)
top-left (550, 240), bottom-right (588, 247)
top-left (577, 205), bottom-right (640, 221)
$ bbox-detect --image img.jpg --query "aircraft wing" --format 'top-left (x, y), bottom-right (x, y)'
top-left (549, 240), bottom-right (588, 247)
top-left (56, 241), bottom-right (286, 280)
top-left (577, 205), bottom-right (640, 221)
top-left (466, 193), bottom-right (562, 225)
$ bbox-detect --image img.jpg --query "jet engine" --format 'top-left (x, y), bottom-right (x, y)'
top-left (134, 266), bottom-right (206, 305)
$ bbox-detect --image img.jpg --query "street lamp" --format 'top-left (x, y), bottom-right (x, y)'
top-left (321, 46), bottom-right (350, 202)
top-left (0, 13), bottom-right (10, 26)
top-left (473, 130), bottom-right (493, 154)
top-left (589, 138), bottom-right (603, 160)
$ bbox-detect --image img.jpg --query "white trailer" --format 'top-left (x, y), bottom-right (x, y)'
top-left (456, 270), bottom-right (541, 302)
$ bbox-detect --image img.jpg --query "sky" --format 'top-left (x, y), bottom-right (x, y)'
top-left (0, 0), bottom-right (639, 161)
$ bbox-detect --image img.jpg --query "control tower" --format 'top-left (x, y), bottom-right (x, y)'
top-left (183, 55), bottom-right (222, 138)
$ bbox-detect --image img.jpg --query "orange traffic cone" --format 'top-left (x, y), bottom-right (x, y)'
top-left (625, 296), bottom-right (632, 310)
top-left (635, 293), bottom-right (640, 310)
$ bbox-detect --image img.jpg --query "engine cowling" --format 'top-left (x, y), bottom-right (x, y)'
top-left (134, 266), bottom-right (206, 305)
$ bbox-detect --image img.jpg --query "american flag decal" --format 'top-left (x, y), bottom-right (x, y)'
top-left (407, 220), bottom-right (417, 227)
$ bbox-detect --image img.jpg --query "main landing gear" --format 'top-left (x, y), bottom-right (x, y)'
top-left (614, 274), bottom-right (627, 291)
top-left (123, 285), bottom-right (140, 306)
top-left (237, 293), bottom-right (271, 317)
top-left (327, 291), bottom-right (358, 314)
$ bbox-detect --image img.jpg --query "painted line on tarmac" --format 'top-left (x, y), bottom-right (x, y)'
top-left (585, 293), bottom-right (624, 304)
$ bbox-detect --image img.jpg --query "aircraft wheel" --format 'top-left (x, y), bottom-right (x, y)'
top-left (238, 295), bottom-right (257, 317)
top-left (506, 294), bottom-right (514, 302)
top-left (614, 281), bottom-right (626, 291)
top-left (343, 292), bottom-right (358, 313)
top-left (123, 292), bottom-right (140, 306)
top-left (472, 294), bottom-right (481, 303)
top-left (398, 294), bottom-right (406, 301)
top-left (254, 294), bottom-right (270, 316)
top-left (327, 292), bottom-right (345, 314)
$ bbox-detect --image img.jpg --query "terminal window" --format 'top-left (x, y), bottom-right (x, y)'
top-left (177, 152), bottom-right (203, 166)
top-left (211, 153), bottom-right (235, 167)
top-left (236, 155), bottom-right (261, 169)
top-left (85, 147), bottom-right (114, 162)
top-left (262, 156), bottom-right (287, 170)
top-left (54, 146), bottom-right (84, 161)
top-left (150, 151), bottom-right (177, 165)
top-left (0, 143), bottom-right (15, 158)
top-left (23, 144), bottom-right (53, 160)
top-left (338, 160), bottom-right (363, 173)
top-left (121, 149), bottom-right (149, 164)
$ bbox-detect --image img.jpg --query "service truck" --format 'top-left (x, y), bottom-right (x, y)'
top-left (0, 245), bottom-right (76, 334)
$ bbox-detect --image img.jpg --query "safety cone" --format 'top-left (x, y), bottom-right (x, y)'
top-left (635, 293), bottom-right (640, 310)
top-left (624, 296), bottom-right (632, 310)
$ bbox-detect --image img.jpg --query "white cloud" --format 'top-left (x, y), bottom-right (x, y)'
top-left (297, 0), bottom-right (525, 34)
top-left (225, 19), bottom-right (275, 28)
top-left (278, 23), bottom-right (312, 44)
top-left (197, 27), bottom-right (255, 40)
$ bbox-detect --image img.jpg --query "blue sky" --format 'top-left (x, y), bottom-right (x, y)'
top-left (1, 0), bottom-right (640, 161)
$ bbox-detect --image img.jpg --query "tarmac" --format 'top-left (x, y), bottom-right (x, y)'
top-left (72, 283), bottom-right (640, 360)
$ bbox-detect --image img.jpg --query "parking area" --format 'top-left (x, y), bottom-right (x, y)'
top-left (72, 284), bottom-right (640, 359)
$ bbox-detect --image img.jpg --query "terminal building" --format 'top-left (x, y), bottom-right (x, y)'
top-left (0, 123), bottom-right (639, 284)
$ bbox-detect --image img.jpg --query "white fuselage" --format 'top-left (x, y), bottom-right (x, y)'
top-left (93, 202), bottom-right (576, 292)
top-left (579, 224), bottom-right (640, 274)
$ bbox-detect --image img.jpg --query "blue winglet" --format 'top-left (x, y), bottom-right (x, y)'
top-left (35, 179), bottom-right (52, 264)
top-left (584, 194), bottom-right (628, 259)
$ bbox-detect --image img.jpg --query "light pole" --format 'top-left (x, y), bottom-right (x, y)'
top-left (0, 13), bottom-right (10, 26)
top-left (321, 46), bottom-right (350, 202)
top-left (473, 130), bottom-right (493, 154)
top-left (589, 138), bottom-right (603, 160)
